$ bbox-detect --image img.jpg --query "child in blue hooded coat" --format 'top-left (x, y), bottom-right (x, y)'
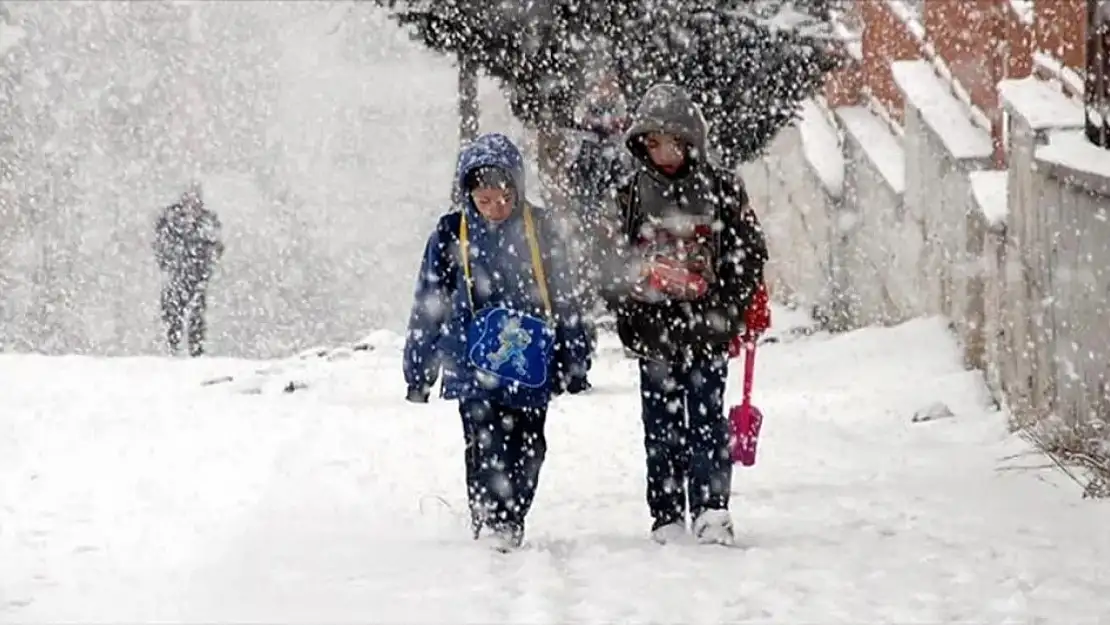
top-left (403, 132), bottom-right (590, 552)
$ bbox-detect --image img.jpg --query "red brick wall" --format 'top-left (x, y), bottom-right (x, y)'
top-left (861, 0), bottom-right (924, 123)
top-left (823, 0), bottom-right (1083, 164)
top-left (1037, 1), bottom-right (1087, 67)
top-left (926, 0), bottom-right (1013, 114)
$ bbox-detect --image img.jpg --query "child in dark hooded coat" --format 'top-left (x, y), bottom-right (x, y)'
top-left (403, 132), bottom-right (590, 552)
top-left (601, 83), bottom-right (769, 546)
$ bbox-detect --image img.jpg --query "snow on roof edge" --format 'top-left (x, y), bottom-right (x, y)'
top-left (890, 60), bottom-right (993, 163)
top-left (998, 76), bottom-right (1084, 132)
top-left (1036, 130), bottom-right (1110, 193)
top-left (835, 105), bottom-right (905, 196)
top-left (968, 170), bottom-right (1008, 227)
top-left (798, 99), bottom-right (845, 199)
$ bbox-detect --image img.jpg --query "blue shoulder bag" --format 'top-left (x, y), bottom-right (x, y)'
top-left (460, 205), bottom-right (556, 390)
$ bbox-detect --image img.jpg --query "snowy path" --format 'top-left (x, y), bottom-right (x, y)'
top-left (2, 310), bottom-right (1109, 623)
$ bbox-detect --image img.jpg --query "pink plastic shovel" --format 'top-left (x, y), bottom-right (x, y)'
top-left (729, 332), bottom-right (764, 466)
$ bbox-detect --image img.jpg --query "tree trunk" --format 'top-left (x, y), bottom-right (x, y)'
top-left (453, 52), bottom-right (480, 205)
top-left (458, 52), bottom-right (479, 145)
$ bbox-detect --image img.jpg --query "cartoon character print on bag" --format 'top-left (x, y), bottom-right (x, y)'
top-left (486, 317), bottom-right (533, 376)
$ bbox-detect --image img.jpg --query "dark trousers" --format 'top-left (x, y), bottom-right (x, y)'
top-left (460, 399), bottom-right (548, 535)
top-left (638, 357), bottom-right (731, 529)
top-left (161, 276), bottom-right (208, 356)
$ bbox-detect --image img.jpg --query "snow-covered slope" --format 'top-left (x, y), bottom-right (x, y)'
top-left (3, 310), bottom-right (1108, 623)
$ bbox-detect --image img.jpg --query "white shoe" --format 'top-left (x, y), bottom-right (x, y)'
top-left (480, 526), bottom-right (523, 553)
top-left (693, 510), bottom-right (735, 546)
top-left (650, 521), bottom-right (687, 545)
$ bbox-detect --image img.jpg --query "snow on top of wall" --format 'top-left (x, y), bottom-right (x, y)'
top-left (891, 60), bottom-right (993, 162)
top-left (999, 77), bottom-right (1084, 131)
top-left (798, 100), bottom-right (845, 198)
top-left (1008, 0), bottom-right (1034, 24)
top-left (828, 15), bottom-right (863, 62)
top-left (885, 0), bottom-right (926, 39)
top-left (1036, 130), bottom-right (1110, 182)
top-left (969, 170), bottom-right (1008, 226)
top-left (836, 105), bottom-right (905, 196)
top-left (0, 22), bottom-right (25, 55)
top-left (1032, 52), bottom-right (1085, 99)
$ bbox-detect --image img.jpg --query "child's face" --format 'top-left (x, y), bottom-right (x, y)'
top-left (471, 186), bottom-right (514, 222)
top-left (644, 132), bottom-right (686, 174)
top-left (597, 74), bottom-right (620, 98)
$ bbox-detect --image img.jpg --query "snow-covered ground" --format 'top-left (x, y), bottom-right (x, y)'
top-left (7, 4), bottom-right (1108, 622)
top-left (3, 309), bottom-right (1108, 623)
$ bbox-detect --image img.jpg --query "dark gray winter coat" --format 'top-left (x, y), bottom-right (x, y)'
top-left (602, 83), bottom-right (768, 364)
top-left (153, 202), bottom-right (224, 282)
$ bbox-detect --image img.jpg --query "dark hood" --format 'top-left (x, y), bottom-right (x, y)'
top-left (625, 83), bottom-right (710, 174)
top-left (624, 84), bottom-right (716, 219)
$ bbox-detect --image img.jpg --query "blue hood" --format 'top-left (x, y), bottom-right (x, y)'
top-left (451, 131), bottom-right (540, 321)
top-left (456, 133), bottom-right (527, 220)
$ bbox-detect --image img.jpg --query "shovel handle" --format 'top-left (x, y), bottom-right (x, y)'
top-left (740, 330), bottom-right (757, 409)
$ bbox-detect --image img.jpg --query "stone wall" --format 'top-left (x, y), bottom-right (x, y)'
top-left (748, 66), bottom-right (1110, 445)
top-left (1001, 79), bottom-right (1110, 437)
top-left (740, 102), bottom-right (841, 318)
top-left (892, 60), bottom-right (994, 367)
top-left (834, 105), bottom-right (910, 328)
top-left (742, 100), bottom-right (909, 330)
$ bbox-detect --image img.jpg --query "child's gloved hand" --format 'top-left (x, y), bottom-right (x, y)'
top-left (554, 372), bottom-right (591, 396)
top-left (728, 335), bottom-right (744, 358)
top-left (565, 375), bottom-right (592, 395)
top-left (729, 282), bottom-right (771, 359)
top-left (744, 282), bottom-right (771, 336)
top-left (405, 386), bottom-right (430, 404)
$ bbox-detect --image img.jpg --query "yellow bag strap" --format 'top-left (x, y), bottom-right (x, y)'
top-left (459, 204), bottom-right (553, 320)
top-left (460, 211), bottom-right (474, 310)
top-left (523, 205), bottom-right (554, 320)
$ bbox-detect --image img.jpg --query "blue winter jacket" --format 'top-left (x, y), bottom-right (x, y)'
top-left (403, 133), bottom-right (590, 408)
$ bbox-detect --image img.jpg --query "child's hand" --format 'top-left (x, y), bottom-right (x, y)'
top-left (555, 373), bottom-right (591, 396)
top-left (405, 387), bottom-right (430, 404)
top-left (744, 283), bottom-right (771, 336)
top-left (565, 375), bottom-right (591, 395)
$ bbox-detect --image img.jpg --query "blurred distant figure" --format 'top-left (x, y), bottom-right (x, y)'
top-left (566, 72), bottom-right (631, 372)
top-left (570, 72), bottom-right (629, 216)
top-left (153, 183), bottom-right (224, 357)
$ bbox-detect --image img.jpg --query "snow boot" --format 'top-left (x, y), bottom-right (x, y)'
top-left (692, 509), bottom-right (735, 546)
top-left (650, 521), bottom-right (686, 545)
top-left (469, 507), bottom-right (483, 540)
top-left (481, 523), bottom-right (524, 553)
